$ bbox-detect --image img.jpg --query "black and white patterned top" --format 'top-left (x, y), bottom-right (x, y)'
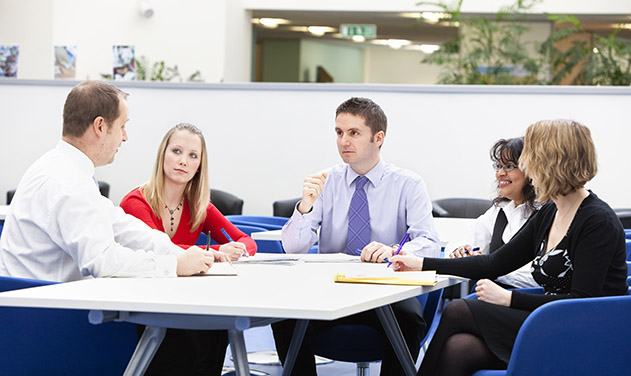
top-left (532, 237), bottom-right (573, 295)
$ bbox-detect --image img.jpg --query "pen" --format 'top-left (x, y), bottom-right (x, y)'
top-left (387, 233), bottom-right (410, 268)
top-left (220, 228), bottom-right (234, 242)
top-left (205, 231), bottom-right (211, 251)
top-left (464, 246), bottom-right (480, 255)
top-left (222, 228), bottom-right (247, 257)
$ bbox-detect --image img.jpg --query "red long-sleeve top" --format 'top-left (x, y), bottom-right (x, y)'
top-left (120, 188), bottom-right (257, 255)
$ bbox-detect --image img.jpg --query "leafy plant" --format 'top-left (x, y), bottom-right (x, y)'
top-left (541, 15), bottom-right (631, 85)
top-left (418, 0), bottom-right (543, 84)
top-left (102, 56), bottom-right (204, 82)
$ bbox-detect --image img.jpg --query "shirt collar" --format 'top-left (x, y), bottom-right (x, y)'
top-left (345, 157), bottom-right (385, 188)
top-left (57, 140), bottom-right (95, 178)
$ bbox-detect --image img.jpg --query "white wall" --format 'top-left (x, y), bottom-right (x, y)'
top-left (0, 0), bottom-right (54, 79)
top-left (0, 0), bottom-right (229, 82)
top-left (1, 81), bottom-right (630, 215)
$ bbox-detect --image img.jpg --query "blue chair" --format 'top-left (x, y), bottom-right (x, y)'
top-left (225, 215), bottom-right (288, 231)
top-left (195, 224), bottom-right (284, 253)
top-left (626, 238), bottom-right (631, 260)
top-left (0, 275), bottom-right (138, 375)
top-left (472, 294), bottom-right (631, 376)
top-left (311, 289), bottom-right (444, 376)
top-left (625, 229), bottom-right (631, 240)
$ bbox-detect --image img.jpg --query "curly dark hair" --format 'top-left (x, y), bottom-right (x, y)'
top-left (490, 137), bottom-right (537, 212)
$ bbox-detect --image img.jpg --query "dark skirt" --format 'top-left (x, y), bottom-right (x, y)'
top-left (464, 299), bottom-right (530, 363)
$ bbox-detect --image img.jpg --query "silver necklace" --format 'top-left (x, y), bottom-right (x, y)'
top-left (165, 200), bottom-right (183, 232)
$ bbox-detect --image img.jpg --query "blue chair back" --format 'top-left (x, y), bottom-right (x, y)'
top-left (236, 224), bottom-right (284, 254)
top-left (474, 295), bottom-right (631, 376)
top-left (225, 215), bottom-right (288, 231)
top-left (626, 238), bottom-right (631, 261)
top-left (625, 229), bottom-right (631, 240)
top-left (0, 275), bottom-right (138, 375)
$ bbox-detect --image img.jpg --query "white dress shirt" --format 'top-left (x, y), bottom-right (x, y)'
top-left (0, 141), bottom-right (182, 282)
top-left (447, 200), bottom-right (538, 288)
top-left (282, 158), bottom-right (441, 257)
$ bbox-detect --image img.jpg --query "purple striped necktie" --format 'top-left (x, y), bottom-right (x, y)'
top-left (347, 176), bottom-right (370, 254)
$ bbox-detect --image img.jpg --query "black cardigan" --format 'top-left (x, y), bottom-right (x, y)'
top-left (424, 192), bottom-right (628, 312)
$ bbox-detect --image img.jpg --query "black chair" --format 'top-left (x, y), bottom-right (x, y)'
top-left (7, 182), bottom-right (111, 204)
top-left (210, 189), bottom-right (244, 215)
top-left (273, 197), bottom-right (301, 218)
top-left (614, 208), bottom-right (631, 229)
top-left (432, 198), bottom-right (493, 218)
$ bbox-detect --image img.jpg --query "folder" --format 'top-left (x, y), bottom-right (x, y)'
top-left (334, 270), bottom-right (437, 286)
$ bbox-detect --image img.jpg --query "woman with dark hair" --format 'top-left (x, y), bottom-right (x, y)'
top-left (392, 120), bottom-right (628, 376)
top-left (448, 137), bottom-right (539, 289)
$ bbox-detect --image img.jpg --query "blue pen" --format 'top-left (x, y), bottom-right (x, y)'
top-left (387, 233), bottom-right (410, 268)
top-left (220, 228), bottom-right (234, 242)
top-left (464, 246), bottom-right (480, 255)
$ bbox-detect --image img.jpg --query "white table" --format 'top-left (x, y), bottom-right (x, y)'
top-left (250, 218), bottom-right (475, 246)
top-left (0, 205), bottom-right (8, 222)
top-left (0, 261), bottom-right (463, 376)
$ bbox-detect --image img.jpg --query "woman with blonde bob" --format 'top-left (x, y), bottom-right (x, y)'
top-left (121, 123), bottom-right (256, 375)
top-left (392, 119), bottom-right (628, 376)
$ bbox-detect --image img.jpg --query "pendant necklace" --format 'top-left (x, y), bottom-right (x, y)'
top-left (165, 200), bottom-right (183, 232)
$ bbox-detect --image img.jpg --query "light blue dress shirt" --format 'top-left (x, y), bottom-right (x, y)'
top-left (281, 158), bottom-right (441, 257)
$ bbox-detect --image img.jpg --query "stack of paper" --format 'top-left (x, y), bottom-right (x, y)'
top-left (334, 270), bottom-right (437, 286)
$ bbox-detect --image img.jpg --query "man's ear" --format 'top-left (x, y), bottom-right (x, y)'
top-left (92, 116), bottom-right (106, 137)
top-left (374, 130), bottom-right (385, 146)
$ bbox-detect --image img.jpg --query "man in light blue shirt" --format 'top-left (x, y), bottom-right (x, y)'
top-left (273, 97), bottom-right (440, 375)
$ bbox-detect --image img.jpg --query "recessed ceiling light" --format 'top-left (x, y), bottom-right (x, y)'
top-left (352, 35), bottom-right (366, 42)
top-left (307, 26), bottom-right (336, 36)
top-left (419, 44), bottom-right (440, 54)
top-left (257, 18), bottom-right (289, 28)
top-left (420, 12), bottom-right (451, 24)
top-left (387, 39), bottom-right (410, 49)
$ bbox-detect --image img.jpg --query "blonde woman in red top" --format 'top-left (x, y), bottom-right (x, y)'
top-left (121, 123), bottom-right (256, 376)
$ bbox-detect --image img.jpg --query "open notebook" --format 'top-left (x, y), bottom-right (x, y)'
top-left (195, 262), bottom-right (238, 276)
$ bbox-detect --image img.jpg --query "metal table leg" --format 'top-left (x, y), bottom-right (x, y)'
top-left (123, 326), bottom-right (166, 376)
top-left (281, 319), bottom-right (310, 376)
top-left (229, 329), bottom-right (252, 376)
top-left (375, 305), bottom-right (417, 376)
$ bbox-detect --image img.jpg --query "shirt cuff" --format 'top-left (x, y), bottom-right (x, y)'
top-left (156, 255), bottom-right (178, 277)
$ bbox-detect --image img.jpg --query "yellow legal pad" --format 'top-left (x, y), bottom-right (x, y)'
top-left (334, 270), bottom-right (437, 286)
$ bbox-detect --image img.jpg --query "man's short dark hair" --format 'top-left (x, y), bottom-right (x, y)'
top-left (62, 80), bottom-right (128, 138)
top-left (335, 97), bottom-right (387, 136)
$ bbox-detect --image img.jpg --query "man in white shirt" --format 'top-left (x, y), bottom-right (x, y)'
top-left (0, 80), bottom-right (222, 282)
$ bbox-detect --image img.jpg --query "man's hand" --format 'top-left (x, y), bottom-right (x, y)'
top-left (475, 279), bottom-right (512, 306)
top-left (360, 241), bottom-right (397, 263)
top-left (297, 172), bottom-right (327, 214)
top-left (449, 244), bottom-right (481, 258)
top-left (176, 247), bottom-right (215, 276)
top-left (390, 254), bottom-right (424, 271)
top-left (218, 242), bottom-right (247, 261)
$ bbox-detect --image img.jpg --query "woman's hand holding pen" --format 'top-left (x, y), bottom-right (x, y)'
top-left (218, 242), bottom-right (247, 261)
top-left (475, 279), bottom-right (511, 307)
top-left (449, 245), bottom-right (482, 258)
top-left (389, 254), bottom-right (423, 271)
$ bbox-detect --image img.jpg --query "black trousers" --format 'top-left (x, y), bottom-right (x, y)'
top-left (271, 297), bottom-right (426, 376)
top-left (139, 327), bottom-right (229, 376)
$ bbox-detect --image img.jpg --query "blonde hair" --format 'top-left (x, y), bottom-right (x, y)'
top-left (143, 123), bottom-right (210, 231)
top-left (520, 119), bottom-right (597, 202)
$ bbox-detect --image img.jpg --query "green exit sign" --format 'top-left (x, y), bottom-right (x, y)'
top-left (340, 24), bottom-right (377, 39)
